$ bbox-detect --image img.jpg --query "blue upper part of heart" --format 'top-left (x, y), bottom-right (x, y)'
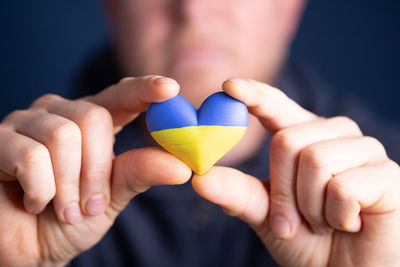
top-left (146, 92), bottom-right (249, 132)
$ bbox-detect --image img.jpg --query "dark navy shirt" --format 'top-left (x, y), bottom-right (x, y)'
top-left (69, 48), bottom-right (400, 267)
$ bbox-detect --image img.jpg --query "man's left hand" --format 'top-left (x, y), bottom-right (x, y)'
top-left (192, 78), bottom-right (400, 267)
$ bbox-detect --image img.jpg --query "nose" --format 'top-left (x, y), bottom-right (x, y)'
top-left (173, 0), bottom-right (214, 24)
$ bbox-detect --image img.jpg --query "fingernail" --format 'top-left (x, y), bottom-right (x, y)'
top-left (86, 194), bottom-right (106, 216)
top-left (155, 77), bottom-right (177, 85)
top-left (271, 215), bottom-right (291, 239)
top-left (64, 202), bottom-right (82, 224)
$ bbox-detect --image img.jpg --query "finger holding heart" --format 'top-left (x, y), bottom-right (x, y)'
top-left (191, 78), bottom-right (400, 267)
top-left (223, 78), bottom-right (365, 237)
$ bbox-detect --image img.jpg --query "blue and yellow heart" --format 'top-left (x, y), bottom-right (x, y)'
top-left (146, 92), bottom-right (248, 175)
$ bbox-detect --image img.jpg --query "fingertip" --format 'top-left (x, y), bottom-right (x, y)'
top-left (146, 77), bottom-right (180, 103)
top-left (85, 194), bottom-right (106, 216)
top-left (63, 202), bottom-right (83, 224)
top-left (222, 78), bottom-right (257, 106)
top-left (270, 215), bottom-right (292, 239)
top-left (109, 147), bottom-right (192, 216)
top-left (191, 173), bottom-right (205, 193)
top-left (193, 167), bottom-right (270, 226)
top-left (132, 147), bottom-right (192, 185)
top-left (192, 166), bottom-right (253, 213)
top-left (152, 148), bottom-right (192, 185)
top-left (343, 215), bottom-right (362, 233)
top-left (170, 158), bottom-right (193, 185)
top-left (222, 78), bottom-right (245, 96)
top-left (269, 192), bottom-right (302, 239)
top-left (269, 210), bottom-right (301, 239)
top-left (191, 167), bottom-right (230, 204)
top-left (53, 197), bottom-right (83, 224)
top-left (116, 76), bottom-right (180, 104)
top-left (223, 78), bottom-right (247, 87)
top-left (23, 194), bottom-right (47, 215)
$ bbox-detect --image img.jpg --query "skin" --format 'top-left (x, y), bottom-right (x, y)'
top-left (0, 0), bottom-right (399, 266)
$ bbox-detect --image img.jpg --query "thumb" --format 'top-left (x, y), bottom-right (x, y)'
top-left (192, 166), bottom-right (269, 228)
top-left (107, 147), bottom-right (192, 217)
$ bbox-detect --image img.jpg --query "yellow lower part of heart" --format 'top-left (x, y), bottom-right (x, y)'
top-left (151, 125), bottom-right (247, 175)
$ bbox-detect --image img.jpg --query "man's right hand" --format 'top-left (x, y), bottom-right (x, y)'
top-left (0, 76), bottom-right (192, 266)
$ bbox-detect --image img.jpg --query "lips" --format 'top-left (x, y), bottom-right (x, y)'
top-left (170, 43), bottom-right (230, 68)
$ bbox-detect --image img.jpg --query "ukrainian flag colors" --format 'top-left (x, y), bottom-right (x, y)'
top-left (146, 92), bottom-right (248, 175)
top-left (150, 125), bottom-right (247, 175)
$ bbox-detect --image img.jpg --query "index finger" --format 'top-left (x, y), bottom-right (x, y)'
top-left (222, 78), bottom-right (317, 133)
top-left (83, 76), bottom-right (180, 131)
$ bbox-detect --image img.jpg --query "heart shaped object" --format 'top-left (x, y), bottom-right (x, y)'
top-left (146, 92), bottom-right (248, 175)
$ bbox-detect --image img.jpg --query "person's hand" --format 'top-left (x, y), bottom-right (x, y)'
top-left (192, 78), bottom-right (400, 267)
top-left (0, 76), bottom-right (192, 266)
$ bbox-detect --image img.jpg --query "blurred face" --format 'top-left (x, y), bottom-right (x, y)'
top-left (107, 0), bottom-right (304, 107)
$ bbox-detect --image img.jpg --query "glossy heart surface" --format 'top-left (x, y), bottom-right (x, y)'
top-left (146, 92), bottom-right (248, 175)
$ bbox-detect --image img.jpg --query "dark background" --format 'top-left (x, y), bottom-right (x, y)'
top-left (1, 1), bottom-right (399, 123)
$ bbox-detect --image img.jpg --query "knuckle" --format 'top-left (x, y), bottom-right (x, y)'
top-left (31, 93), bottom-right (61, 108)
top-left (0, 124), bottom-right (9, 133)
top-left (271, 190), bottom-right (294, 207)
top-left (253, 83), bottom-right (267, 99)
top-left (329, 116), bottom-right (353, 125)
top-left (83, 167), bottom-right (110, 184)
top-left (363, 136), bottom-right (387, 155)
top-left (79, 105), bottom-right (112, 127)
top-left (20, 144), bottom-right (50, 168)
top-left (57, 182), bottom-right (78, 194)
top-left (48, 121), bottom-right (81, 145)
top-left (300, 145), bottom-right (330, 170)
top-left (270, 86), bottom-right (287, 99)
top-left (2, 109), bottom-right (27, 124)
top-left (380, 160), bottom-right (400, 203)
top-left (26, 187), bottom-right (55, 206)
top-left (382, 159), bottom-right (400, 175)
top-left (328, 178), bottom-right (351, 203)
top-left (271, 129), bottom-right (301, 153)
top-left (329, 116), bottom-right (361, 134)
